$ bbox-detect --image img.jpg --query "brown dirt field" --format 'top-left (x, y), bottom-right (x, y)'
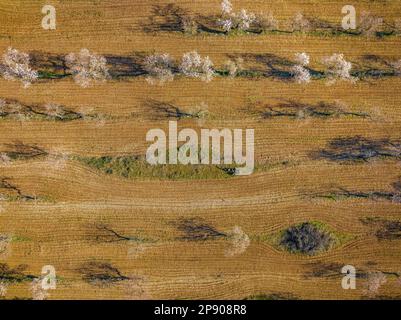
top-left (0, 0), bottom-right (401, 300)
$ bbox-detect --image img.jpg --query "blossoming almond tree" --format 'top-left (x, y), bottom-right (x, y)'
top-left (321, 53), bottom-right (357, 84)
top-left (291, 12), bottom-right (311, 32)
top-left (218, 0), bottom-right (235, 32)
top-left (179, 51), bottom-right (214, 82)
top-left (218, 0), bottom-right (270, 33)
top-left (291, 52), bottom-right (311, 83)
top-left (0, 47), bottom-right (38, 88)
top-left (65, 49), bottom-right (110, 88)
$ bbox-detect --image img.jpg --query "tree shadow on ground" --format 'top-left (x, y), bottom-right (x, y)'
top-left (172, 218), bottom-right (227, 241)
top-left (253, 100), bottom-right (370, 119)
top-left (77, 261), bottom-right (135, 287)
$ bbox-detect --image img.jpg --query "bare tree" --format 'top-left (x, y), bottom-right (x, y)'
top-left (391, 59), bottom-right (401, 76)
top-left (144, 99), bottom-right (208, 120)
top-left (0, 235), bottom-right (11, 258)
top-left (0, 98), bottom-right (85, 121)
top-left (280, 223), bottom-right (333, 255)
top-left (0, 281), bottom-right (6, 298)
top-left (254, 12), bottom-right (279, 32)
top-left (259, 100), bottom-right (368, 120)
top-left (0, 263), bottom-right (35, 284)
top-left (361, 217), bottom-right (401, 240)
top-left (0, 176), bottom-right (37, 201)
top-left (218, 0), bottom-right (275, 34)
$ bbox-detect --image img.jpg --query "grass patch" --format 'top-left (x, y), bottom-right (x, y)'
top-left (10, 235), bottom-right (31, 243)
top-left (75, 154), bottom-right (300, 181)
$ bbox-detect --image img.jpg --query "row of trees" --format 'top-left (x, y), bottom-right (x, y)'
top-left (1, 47), bottom-right (401, 88)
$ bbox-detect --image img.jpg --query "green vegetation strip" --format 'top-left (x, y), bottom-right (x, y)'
top-left (75, 155), bottom-right (236, 180)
